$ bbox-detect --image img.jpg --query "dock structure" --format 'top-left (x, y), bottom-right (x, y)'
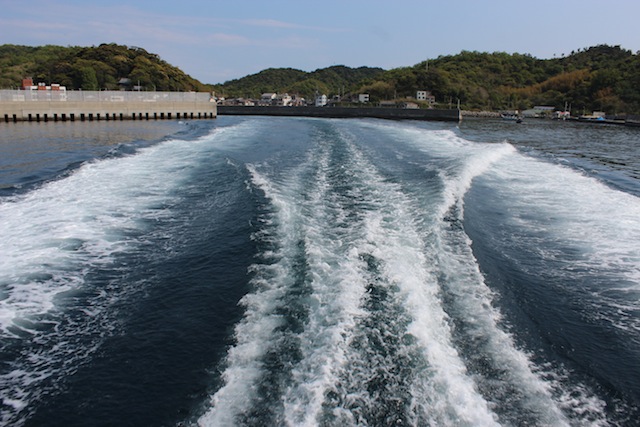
top-left (217, 105), bottom-right (461, 122)
top-left (0, 90), bottom-right (216, 123)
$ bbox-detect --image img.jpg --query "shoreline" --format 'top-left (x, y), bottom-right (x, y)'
top-left (461, 110), bottom-right (501, 118)
top-left (462, 110), bottom-right (640, 127)
top-left (217, 105), bottom-right (461, 122)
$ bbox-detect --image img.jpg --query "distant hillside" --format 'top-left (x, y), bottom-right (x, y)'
top-left (2, 43), bottom-right (638, 114)
top-left (0, 43), bottom-right (210, 92)
top-left (357, 44), bottom-right (640, 114)
top-left (216, 65), bottom-right (385, 101)
top-left (216, 45), bottom-right (640, 114)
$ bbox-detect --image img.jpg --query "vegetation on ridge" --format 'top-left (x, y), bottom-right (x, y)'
top-left (1, 43), bottom-right (639, 114)
top-left (0, 43), bottom-right (209, 92)
top-left (396, 45), bottom-right (640, 114)
top-left (216, 45), bottom-right (640, 114)
top-left (215, 65), bottom-right (385, 101)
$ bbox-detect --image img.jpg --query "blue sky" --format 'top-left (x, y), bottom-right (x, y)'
top-left (1, 0), bottom-right (639, 84)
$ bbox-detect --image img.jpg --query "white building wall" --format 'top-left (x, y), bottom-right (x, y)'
top-left (315, 94), bottom-right (327, 107)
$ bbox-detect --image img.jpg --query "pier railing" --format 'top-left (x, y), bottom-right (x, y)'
top-left (0, 90), bottom-right (211, 103)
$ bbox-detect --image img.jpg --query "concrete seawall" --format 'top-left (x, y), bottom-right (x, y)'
top-left (0, 90), bottom-right (216, 123)
top-left (218, 105), bottom-right (461, 122)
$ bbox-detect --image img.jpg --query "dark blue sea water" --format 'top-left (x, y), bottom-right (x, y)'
top-left (0, 117), bottom-right (639, 426)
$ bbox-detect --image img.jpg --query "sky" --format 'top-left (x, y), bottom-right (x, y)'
top-left (1, 0), bottom-right (639, 85)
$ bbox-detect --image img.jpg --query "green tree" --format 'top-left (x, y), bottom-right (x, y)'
top-left (359, 80), bottom-right (394, 102)
top-left (79, 66), bottom-right (98, 90)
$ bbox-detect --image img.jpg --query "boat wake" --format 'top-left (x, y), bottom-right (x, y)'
top-left (197, 121), bottom-right (610, 426)
top-left (0, 122), bottom-right (255, 426)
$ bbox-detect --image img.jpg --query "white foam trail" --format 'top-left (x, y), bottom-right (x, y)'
top-left (492, 152), bottom-right (640, 278)
top-left (201, 139), bottom-right (370, 426)
top-left (360, 121), bottom-right (603, 425)
top-left (5, 140), bottom-right (161, 330)
top-left (200, 119), bottom-right (621, 426)
top-left (431, 221), bottom-right (577, 425)
top-left (280, 142), bottom-right (374, 426)
top-left (482, 150), bottom-right (640, 336)
top-left (409, 127), bottom-right (612, 424)
top-left (201, 126), bottom-right (501, 426)
top-left (0, 151), bottom-right (169, 335)
top-left (0, 122), bottom-right (257, 337)
top-left (0, 122), bottom-right (254, 425)
top-left (359, 206), bottom-right (500, 427)
top-left (333, 134), bottom-right (500, 426)
top-left (198, 160), bottom-right (309, 426)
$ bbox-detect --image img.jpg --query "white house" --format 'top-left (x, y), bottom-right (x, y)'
top-left (315, 94), bottom-right (327, 107)
top-left (417, 90), bottom-right (436, 106)
top-left (358, 93), bottom-right (370, 103)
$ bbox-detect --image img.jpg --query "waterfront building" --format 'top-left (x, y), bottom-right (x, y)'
top-left (315, 94), bottom-right (327, 107)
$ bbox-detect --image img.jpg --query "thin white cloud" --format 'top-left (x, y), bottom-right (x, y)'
top-left (207, 33), bottom-right (253, 46)
top-left (240, 18), bottom-right (348, 33)
top-left (242, 18), bottom-right (305, 29)
top-left (256, 35), bottom-right (320, 50)
top-left (0, 18), bottom-right (71, 32)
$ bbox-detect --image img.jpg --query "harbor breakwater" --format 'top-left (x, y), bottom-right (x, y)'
top-left (218, 105), bottom-right (461, 121)
top-left (0, 90), bottom-right (216, 122)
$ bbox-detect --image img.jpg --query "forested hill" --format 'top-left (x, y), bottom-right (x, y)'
top-left (380, 44), bottom-right (640, 114)
top-left (1, 43), bottom-right (639, 114)
top-left (216, 45), bottom-right (640, 114)
top-left (0, 43), bottom-right (209, 92)
top-left (216, 65), bottom-right (385, 100)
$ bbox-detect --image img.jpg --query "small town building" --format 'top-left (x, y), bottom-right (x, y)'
top-left (290, 94), bottom-right (306, 107)
top-left (315, 94), bottom-right (327, 107)
top-left (260, 93), bottom-right (277, 106)
top-left (22, 77), bottom-right (35, 90)
top-left (400, 102), bottom-right (419, 109)
top-left (276, 93), bottom-right (292, 107)
top-left (358, 94), bottom-right (370, 103)
top-left (118, 78), bottom-right (132, 90)
top-left (416, 90), bottom-right (436, 107)
top-left (21, 78), bottom-right (66, 93)
top-left (222, 97), bottom-right (256, 106)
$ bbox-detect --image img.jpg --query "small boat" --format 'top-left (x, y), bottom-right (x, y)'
top-left (579, 111), bottom-right (606, 121)
top-left (501, 113), bottom-right (523, 123)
